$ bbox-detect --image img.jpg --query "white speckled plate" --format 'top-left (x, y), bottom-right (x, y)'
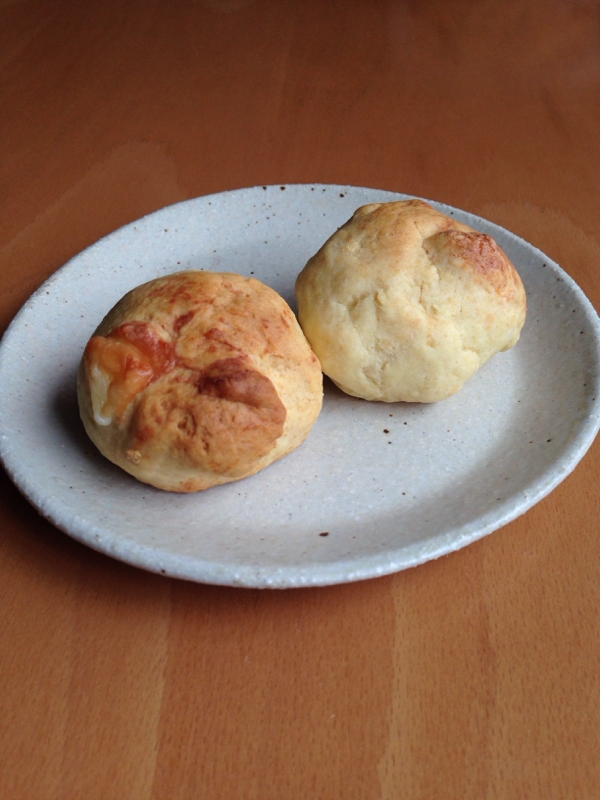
top-left (1, 185), bottom-right (600, 588)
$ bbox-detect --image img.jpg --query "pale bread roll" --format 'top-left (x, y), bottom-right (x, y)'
top-left (295, 199), bottom-right (527, 403)
top-left (78, 271), bottom-right (323, 492)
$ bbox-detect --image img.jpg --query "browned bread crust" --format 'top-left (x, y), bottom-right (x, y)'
top-left (78, 271), bottom-right (323, 491)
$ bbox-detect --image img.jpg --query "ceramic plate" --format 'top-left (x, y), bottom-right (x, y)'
top-left (1, 184), bottom-right (600, 588)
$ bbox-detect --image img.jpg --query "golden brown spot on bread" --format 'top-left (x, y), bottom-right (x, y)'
top-left (129, 357), bottom-right (286, 478)
top-left (441, 231), bottom-right (502, 272)
top-left (145, 273), bottom-right (198, 305)
top-left (426, 229), bottom-right (522, 301)
top-left (173, 310), bottom-right (195, 334)
top-left (85, 321), bottom-right (176, 422)
top-left (204, 327), bottom-right (225, 341)
top-left (178, 478), bottom-right (202, 493)
top-left (109, 321), bottom-right (176, 371)
top-left (197, 356), bottom-right (286, 417)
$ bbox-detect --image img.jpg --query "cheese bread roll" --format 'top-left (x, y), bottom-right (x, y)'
top-left (78, 271), bottom-right (323, 491)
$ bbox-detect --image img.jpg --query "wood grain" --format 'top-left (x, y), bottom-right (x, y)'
top-left (2, 1), bottom-right (600, 797)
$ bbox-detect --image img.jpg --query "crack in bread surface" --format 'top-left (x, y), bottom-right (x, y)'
top-left (129, 356), bottom-right (286, 477)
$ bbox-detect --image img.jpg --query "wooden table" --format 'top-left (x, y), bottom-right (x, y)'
top-left (3, 1), bottom-right (600, 797)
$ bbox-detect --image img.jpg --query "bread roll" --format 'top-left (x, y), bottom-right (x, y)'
top-left (295, 199), bottom-right (526, 403)
top-left (78, 271), bottom-right (323, 491)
